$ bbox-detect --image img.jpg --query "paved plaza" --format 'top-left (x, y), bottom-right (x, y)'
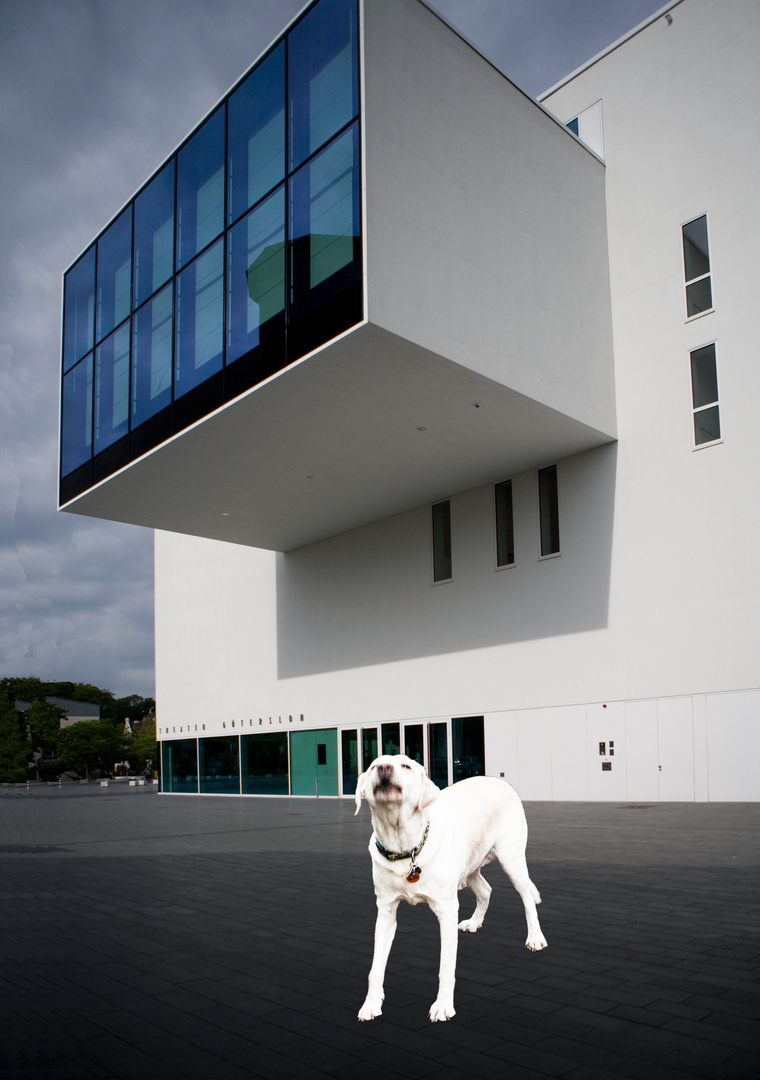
top-left (0, 784), bottom-right (758, 1080)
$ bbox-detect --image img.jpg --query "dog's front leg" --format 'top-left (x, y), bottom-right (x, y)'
top-left (358, 898), bottom-right (399, 1021)
top-left (428, 898), bottom-right (459, 1021)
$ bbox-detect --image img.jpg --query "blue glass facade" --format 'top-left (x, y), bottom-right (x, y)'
top-left (60, 0), bottom-right (361, 504)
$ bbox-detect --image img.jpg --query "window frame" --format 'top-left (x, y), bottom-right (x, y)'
top-left (494, 479), bottom-right (515, 570)
top-left (537, 464), bottom-right (561, 560)
top-left (431, 499), bottom-right (453, 584)
top-left (690, 341), bottom-right (722, 450)
top-left (682, 214), bottom-right (714, 321)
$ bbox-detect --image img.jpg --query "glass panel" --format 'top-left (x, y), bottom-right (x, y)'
top-left (132, 283), bottom-right (173, 427)
top-left (452, 717), bottom-right (485, 783)
top-left (682, 215), bottom-right (710, 282)
top-left (403, 725), bottom-right (424, 766)
top-left (96, 207), bottom-right (132, 343)
top-left (341, 729), bottom-right (358, 795)
top-left (241, 732), bottom-right (288, 795)
top-left (362, 727), bottom-right (378, 770)
top-left (381, 723), bottom-right (400, 756)
top-left (290, 122), bottom-right (360, 312)
top-left (432, 500), bottom-right (452, 582)
top-left (199, 735), bottom-right (240, 794)
top-left (177, 107), bottom-right (225, 269)
top-left (495, 479), bottom-right (515, 567)
top-left (691, 344), bottom-right (718, 409)
top-left (538, 465), bottom-right (560, 556)
top-left (94, 323), bottom-right (130, 454)
top-left (162, 738), bottom-right (198, 793)
top-left (227, 187), bottom-right (285, 364)
top-left (175, 239), bottom-right (224, 399)
top-left (566, 117), bottom-right (580, 136)
top-left (228, 42), bottom-right (285, 224)
top-left (428, 723), bottom-right (449, 789)
top-left (694, 405), bottom-right (721, 445)
top-left (60, 353), bottom-right (93, 476)
top-left (686, 276), bottom-right (713, 317)
top-left (134, 160), bottom-right (175, 308)
top-left (288, 0), bottom-right (359, 171)
top-left (63, 248), bottom-right (95, 372)
top-left (290, 729), bottom-right (338, 796)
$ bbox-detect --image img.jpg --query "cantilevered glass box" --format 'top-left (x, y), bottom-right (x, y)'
top-left (60, 0), bottom-right (615, 551)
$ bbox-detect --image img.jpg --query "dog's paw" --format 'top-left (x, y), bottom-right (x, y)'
top-left (525, 934), bottom-right (548, 952)
top-left (457, 917), bottom-right (483, 933)
top-left (428, 999), bottom-right (456, 1022)
top-left (358, 997), bottom-right (383, 1021)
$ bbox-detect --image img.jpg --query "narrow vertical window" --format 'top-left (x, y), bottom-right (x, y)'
top-left (682, 215), bottom-right (712, 317)
top-left (494, 479), bottom-right (514, 567)
top-left (432, 500), bottom-right (452, 582)
top-left (690, 343), bottom-right (721, 446)
top-left (538, 465), bottom-right (560, 557)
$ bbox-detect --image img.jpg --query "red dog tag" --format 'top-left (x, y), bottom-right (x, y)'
top-left (407, 864), bottom-right (421, 883)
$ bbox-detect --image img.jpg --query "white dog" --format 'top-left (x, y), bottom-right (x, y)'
top-left (354, 754), bottom-right (547, 1022)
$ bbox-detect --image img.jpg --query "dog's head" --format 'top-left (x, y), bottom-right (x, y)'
top-left (354, 754), bottom-right (440, 816)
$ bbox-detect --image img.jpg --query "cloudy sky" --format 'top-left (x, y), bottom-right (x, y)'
top-left (0, 0), bottom-right (666, 699)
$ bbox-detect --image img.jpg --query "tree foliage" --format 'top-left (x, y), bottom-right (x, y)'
top-left (57, 720), bottom-right (126, 781)
top-left (125, 718), bottom-right (157, 774)
top-left (0, 699), bottom-right (31, 782)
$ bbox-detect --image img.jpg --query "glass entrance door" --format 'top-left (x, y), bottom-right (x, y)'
top-left (403, 724), bottom-right (425, 766)
top-left (341, 729), bottom-right (359, 795)
top-left (428, 722), bottom-right (449, 788)
top-left (290, 728), bottom-right (338, 796)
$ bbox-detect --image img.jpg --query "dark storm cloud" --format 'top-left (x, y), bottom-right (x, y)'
top-left (0, 0), bottom-right (665, 699)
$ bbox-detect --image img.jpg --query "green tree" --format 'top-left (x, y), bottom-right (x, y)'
top-left (26, 700), bottom-right (64, 755)
top-left (57, 720), bottom-right (125, 781)
top-left (125, 718), bottom-right (157, 774)
top-left (0, 700), bottom-right (31, 782)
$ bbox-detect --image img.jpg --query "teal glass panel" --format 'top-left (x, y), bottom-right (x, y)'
top-left (289, 0), bottom-right (358, 171)
top-left (199, 736), bottom-right (240, 794)
top-left (403, 725), bottom-right (424, 765)
top-left (289, 121), bottom-right (360, 315)
top-left (175, 239), bottom-right (223, 398)
top-left (452, 717), bottom-right (484, 783)
top-left (361, 728), bottom-right (378, 770)
top-left (134, 160), bottom-right (175, 308)
top-left (162, 739), bottom-right (198, 793)
top-left (61, 353), bottom-right (93, 476)
top-left (241, 732), bottom-right (288, 795)
top-left (228, 42), bottom-right (285, 224)
top-left (63, 247), bottom-right (95, 373)
top-left (227, 187), bottom-right (285, 364)
top-left (381, 723), bottom-right (400, 756)
top-left (94, 322), bottom-right (130, 454)
top-left (96, 207), bottom-right (132, 343)
top-left (177, 107), bottom-right (225, 270)
top-left (290, 729), bottom-right (338, 796)
top-left (341, 729), bottom-right (358, 795)
top-left (132, 283), bottom-right (173, 426)
top-left (428, 723), bottom-right (449, 789)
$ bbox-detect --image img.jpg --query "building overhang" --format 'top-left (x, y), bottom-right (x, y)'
top-left (61, 320), bottom-right (615, 552)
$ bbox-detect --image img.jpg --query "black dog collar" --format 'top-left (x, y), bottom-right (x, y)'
top-left (375, 821), bottom-right (430, 882)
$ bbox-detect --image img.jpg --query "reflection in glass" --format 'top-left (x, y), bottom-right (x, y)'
top-left (176, 107), bottom-right (225, 269)
top-left (362, 728), bottom-right (378, 770)
top-left (227, 188), bottom-right (285, 365)
top-left (428, 723), bottom-right (449, 789)
top-left (690, 344), bottom-right (718, 409)
top-left (404, 725), bottom-right (424, 765)
top-left (162, 739), bottom-right (198, 793)
top-left (132, 283), bottom-right (173, 427)
top-left (341, 729), bottom-right (359, 795)
top-left (241, 732), bottom-right (288, 795)
top-left (61, 354), bottom-right (93, 476)
top-left (682, 215), bottom-right (710, 282)
top-left (175, 240), bottom-right (223, 399)
top-left (96, 207), bottom-right (132, 343)
top-left (694, 405), bottom-right (721, 445)
top-left (199, 736), bottom-right (240, 794)
top-left (94, 323), bottom-right (130, 454)
top-left (63, 248), bottom-right (95, 373)
top-left (381, 723), bottom-right (400, 756)
top-left (686, 277), bottom-right (713, 317)
top-left (452, 716), bottom-right (485, 783)
top-left (289, 0), bottom-right (358, 170)
top-left (228, 43), bottom-right (285, 224)
top-left (134, 161), bottom-right (175, 309)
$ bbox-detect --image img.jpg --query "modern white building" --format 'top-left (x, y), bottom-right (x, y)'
top-left (59, 0), bottom-right (760, 801)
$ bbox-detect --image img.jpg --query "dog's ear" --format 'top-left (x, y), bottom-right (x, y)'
top-left (354, 771), bottom-right (367, 815)
top-left (416, 772), bottom-right (440, 812)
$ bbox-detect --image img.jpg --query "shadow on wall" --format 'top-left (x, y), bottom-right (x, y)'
top-left (276, 442), bottom-right (617, 677)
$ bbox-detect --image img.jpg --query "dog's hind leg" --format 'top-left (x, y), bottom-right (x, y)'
top-left (495, 847), bottom-right (547, 952)
top-left (358, 898), bottom-right (399, 1021)
top-left (458, 869), bottom-right (492, 933)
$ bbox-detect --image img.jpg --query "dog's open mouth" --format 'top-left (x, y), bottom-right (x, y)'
top-left (374, 776), bottom-right (402, 797)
